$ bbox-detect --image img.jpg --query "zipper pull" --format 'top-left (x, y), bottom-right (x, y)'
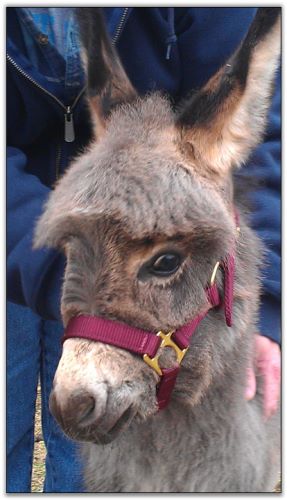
top-left (64, 106), bottom-right (75, 142)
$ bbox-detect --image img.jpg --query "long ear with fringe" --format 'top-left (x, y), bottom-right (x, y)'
top-left (176, 8), bottom-right (281, 177)
top-left (76, 7), bottom-right (137, 138)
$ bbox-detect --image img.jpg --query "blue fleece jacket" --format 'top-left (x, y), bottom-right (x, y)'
top-left (7, 7), bottom-right (281, 344)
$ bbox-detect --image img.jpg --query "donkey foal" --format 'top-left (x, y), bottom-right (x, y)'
top-left (34, 8), bottom-right (281, 492)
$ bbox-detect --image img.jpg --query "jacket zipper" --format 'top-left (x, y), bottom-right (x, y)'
top-left (112, 7), bottom-right (129, 44)
top-left (8, 9), bottom-right (128, 177)
top-left (8, 6), bottom-right (128, 124)
top-left (7, 54), bottom-right (86, 143)
top-left (64, 106), bottom-right (75, 142)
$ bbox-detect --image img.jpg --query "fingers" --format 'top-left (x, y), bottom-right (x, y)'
top-left (244, 334), bottom-right (281, 420)
top-left (254, 334), bottom-right (281, 419)
top-left (245, 365), bottom-right (256, 400)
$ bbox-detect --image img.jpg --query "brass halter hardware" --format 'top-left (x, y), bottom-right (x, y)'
top-left (143, 330), bottom-right (188, 376)
top-left (143, 250), bottom-right (239, 378)
top-left (210, 261), bottom-right (220, 286)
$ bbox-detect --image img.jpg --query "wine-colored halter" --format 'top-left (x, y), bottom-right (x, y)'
top-left (63, 248), bottom-right (236, 410)
top-left (63, 211), bottom-right (239, 410)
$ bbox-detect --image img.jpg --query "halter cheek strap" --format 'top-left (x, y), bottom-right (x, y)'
top-left (62, 252), bottom-right (235, 410)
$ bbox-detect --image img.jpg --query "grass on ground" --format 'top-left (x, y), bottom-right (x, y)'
top-left (31, 384), bottom-right (46, 493)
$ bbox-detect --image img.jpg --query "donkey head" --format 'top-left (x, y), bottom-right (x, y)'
top-left (34, 8), bottom-right (280, 444)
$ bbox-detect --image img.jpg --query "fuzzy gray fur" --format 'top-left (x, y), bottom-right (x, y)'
top-left (34, 8), bottom-right (281, 493)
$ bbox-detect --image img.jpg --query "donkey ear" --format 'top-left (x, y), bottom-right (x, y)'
top-left (34, 207), bottom-right (80, 251)
top-left (76, 8), bottom-right (137, 137)
top-left (176, 8), bottom-right (281, 177)
top-left (33, 180), bottom-right (86, 251)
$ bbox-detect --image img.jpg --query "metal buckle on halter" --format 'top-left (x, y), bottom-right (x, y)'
top-left (210, 261), bottom-right (221, 286)
top-left (143, 330), bottom-right (188, 376)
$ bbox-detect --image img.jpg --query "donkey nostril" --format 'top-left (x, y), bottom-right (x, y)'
top-left (49, 389), bottom-right (97, 429)
top-left (76, 395), bottom-right (96, 426)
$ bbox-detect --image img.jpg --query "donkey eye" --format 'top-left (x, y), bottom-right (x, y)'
top-left (150, 253), bottom-right (182, 276)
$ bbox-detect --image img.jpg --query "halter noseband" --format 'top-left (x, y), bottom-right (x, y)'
top-left (62, 248), bottom-right (236, 410)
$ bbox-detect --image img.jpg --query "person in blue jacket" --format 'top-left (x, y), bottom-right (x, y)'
top-left (7, 7), bottom-right (281, 493)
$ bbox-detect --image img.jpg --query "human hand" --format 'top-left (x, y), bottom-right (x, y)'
top-left (245, 334), bottom-right (281, 419)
